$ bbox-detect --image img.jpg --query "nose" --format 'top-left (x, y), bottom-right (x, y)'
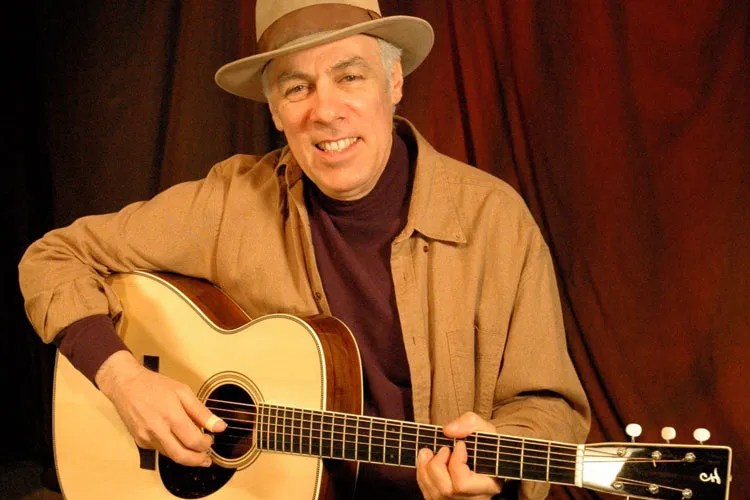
top-left (310, 82), bottom-right (344, 124)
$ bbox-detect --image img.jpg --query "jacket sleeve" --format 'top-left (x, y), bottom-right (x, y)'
top-left (490, 233), bottom-right (591, 499)
top-left (18, 160), bottom-right (234, 344)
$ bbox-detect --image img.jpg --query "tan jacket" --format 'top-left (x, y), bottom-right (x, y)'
top-left (20, 118), bottom-right (589, 498)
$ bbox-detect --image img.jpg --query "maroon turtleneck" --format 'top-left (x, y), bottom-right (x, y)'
top-left (305, 132), bottom-right (421, 498)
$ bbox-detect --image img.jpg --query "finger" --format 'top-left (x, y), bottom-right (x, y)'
top-left (447, 441), bottom-right (473, 491)
top-left (425, 446), bottom-right (455, 497)
top-left (443, 412), bottom-right (495, 438)
top-left (176, 386), bottom-right (227, 432)
top-left (172, 412), bottom-right (214, 453)
top-left (448, 441), bottom-right (503, 496)
top-left (416, 448), bottom-right (439, 499)
top-left (159, 429), bottom-right (213, 467)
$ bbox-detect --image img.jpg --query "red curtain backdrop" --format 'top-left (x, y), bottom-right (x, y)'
top-left (5, 1), bottom-right (747, 498)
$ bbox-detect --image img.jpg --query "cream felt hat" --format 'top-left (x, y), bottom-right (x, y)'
top-left (214, 0), bottom-right (434, 102)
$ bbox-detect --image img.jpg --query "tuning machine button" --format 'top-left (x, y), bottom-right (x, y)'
top-left (661, 426), bottom-right (676, 443)
top-left (625, 423), bottom-right (642, 442)
top-left (693, 428), bottom-right (711, 444)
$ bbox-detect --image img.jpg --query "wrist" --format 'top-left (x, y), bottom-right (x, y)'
top-left (94, 350), bottom-right (142, 397)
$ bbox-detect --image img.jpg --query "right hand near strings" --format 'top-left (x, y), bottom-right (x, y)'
top-left (94, 350), bottom-right (227, 467)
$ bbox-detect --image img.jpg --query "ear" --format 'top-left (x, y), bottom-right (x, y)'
top-left (268, 103), bottom-right (284, 131)
top-left (389, 60), bottom-right (404, 106)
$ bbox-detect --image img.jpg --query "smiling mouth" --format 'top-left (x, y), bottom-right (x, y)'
top-left (315, 137), bottom-right (359, 152)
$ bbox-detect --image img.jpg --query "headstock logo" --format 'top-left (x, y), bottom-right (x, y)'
top-left (699, 468), bottom-right (721, 484)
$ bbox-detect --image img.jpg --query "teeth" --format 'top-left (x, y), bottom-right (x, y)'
top-left (317, 137), bottom-right (358, 152)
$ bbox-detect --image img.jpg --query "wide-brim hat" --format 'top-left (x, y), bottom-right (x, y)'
top-left (214, 0), bottom-right (434, 102)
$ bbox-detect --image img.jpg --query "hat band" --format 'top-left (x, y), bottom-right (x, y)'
top-left (258, 4), bottom-right (381, 53)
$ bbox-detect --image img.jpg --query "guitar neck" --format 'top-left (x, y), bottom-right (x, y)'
top-left (255, 403), bottom-right (578, 485)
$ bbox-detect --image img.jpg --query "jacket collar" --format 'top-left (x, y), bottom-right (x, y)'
top-left (274, 116), bottom-right (467, 245)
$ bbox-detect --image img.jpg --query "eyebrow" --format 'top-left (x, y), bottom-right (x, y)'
top-left (273, 55), bottom-right (374, 87)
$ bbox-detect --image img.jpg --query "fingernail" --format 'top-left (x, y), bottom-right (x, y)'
top-left (201, 458), bottom-right (212, 467)
top-left (205, 415), bottom-right (226, 432)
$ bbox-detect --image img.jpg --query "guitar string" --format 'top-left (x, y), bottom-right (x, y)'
top-left (205, 397), bottom-right (578, 456)
top-left (208, 399), bottom-right (681, 462)
top-left (204, 399), bottom-right (688, 469)
top-left (211, 423), bottom-right (687, 467)
top-left (203, 400), bottom-right (579, 474)
top-left (611, 477), bottom-right (689, 494)
top-left (208, 404), bottom-right (578, 458)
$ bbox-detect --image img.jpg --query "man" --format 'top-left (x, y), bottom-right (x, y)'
top-left (19, 1), bottom-right (589, 498)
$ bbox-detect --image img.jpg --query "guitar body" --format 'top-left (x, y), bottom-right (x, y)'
top-left (53, 271), bottom-right (362, 499)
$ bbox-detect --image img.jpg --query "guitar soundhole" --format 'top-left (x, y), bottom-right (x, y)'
top-left (208, 383), bottom-right (256, 460)
top-left (158, 382), bottom-right (256, 499)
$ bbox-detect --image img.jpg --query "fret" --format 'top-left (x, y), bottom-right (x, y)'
top-left (332, 414), bottom-right (344, 459)
top-left (281, 407), bottom-right (288, 452)
top-left (546, 441), bottom-right (551, 482)
top-left (414, 423), bottom-right (420, 460)
top-left (299, 408), bottom-right (310, 454)
top-left (265, 405), bottom-right (272, 451)
top-left (290, 407), bottom-right (299, 454)
top-left (256, 405), bottom-right (264, 450)
top-left (400, 422), bottom-right (417, 467)
top-left (311, 411), bottom-right (322, 456)
top-left (307, 409), bottom-right (314, 455)
top-left (273, 406), bottom-right (279, 451)
top-left (397, 421), bottom-right (404, 465)
top-left (345, 414), bottom-right (354, 459)
top-left (415, 423), bottom-right (434, 453)
top-left (547, 443), bottom-right (577, 484)
top-left (472, 433), bottom-right (478, 472)
top-left (383, 422), bottom-right (400, 465)
top-left (522, 439), bottom-right (555, 482)
top-left (353, 416), bottom-right (369, 462)
top-left (494, 432), bottom-right (500, 477)
top-left (474, 434), bottom-right (498, 475)
top-left (267, 406), bottom-right (274, 451)
top-left (498, 436), bottom-right (521, 479)
top-left (366, 417), bottom-right (372, 463)
top-left (354, 415), bottom-right (360, 461)
top-left (321, 413), bottom-right (333, 457)
top-left (370, 419), bottom-right (385, 463)
top-left (520, 438), bottom-right (525, 479)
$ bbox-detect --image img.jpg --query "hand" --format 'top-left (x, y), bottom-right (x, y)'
top-left (95, 351), bottom-right (227, 467)
top-left (416, 412), bottom-right (503, 499)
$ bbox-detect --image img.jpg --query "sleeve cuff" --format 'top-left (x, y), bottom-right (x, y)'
top-left (54, 314), bottom-right (129, 385)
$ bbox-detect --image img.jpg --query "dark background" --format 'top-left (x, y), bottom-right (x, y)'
top-left (3, 1), bottom-right (748, 498)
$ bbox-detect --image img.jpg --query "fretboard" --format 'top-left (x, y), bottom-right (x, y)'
top-left (256, 403), bottom-right (577, 485)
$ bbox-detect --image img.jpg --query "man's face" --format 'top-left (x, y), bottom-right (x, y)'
top-left (265, 35), bottom-right (404, 201)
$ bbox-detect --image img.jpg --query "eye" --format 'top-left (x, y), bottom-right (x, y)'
top-left (284, 84), bottom-right (307, 97)
top-left (340, 74), bottom-right (363, 83)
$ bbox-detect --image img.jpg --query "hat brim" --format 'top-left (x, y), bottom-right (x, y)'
top-left (214, 15), bottom-right (434, 102)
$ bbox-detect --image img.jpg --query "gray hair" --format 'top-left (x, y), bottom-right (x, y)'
top-left (261, 37), bottom-right (403, 101)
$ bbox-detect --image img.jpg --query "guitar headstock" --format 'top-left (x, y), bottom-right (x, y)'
top-left (581, 425), bottom-right (732, 499)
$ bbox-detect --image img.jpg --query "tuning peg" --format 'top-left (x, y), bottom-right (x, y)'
top-left (625, 423), bottom-right (642, 442)
top-left (693, 428), bottom-right (711, 444)
top-left (661, 426), bottom-right (677, 443)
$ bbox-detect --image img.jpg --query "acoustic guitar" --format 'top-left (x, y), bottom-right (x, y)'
top-left (53, 271), bottom-right (732, 499)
